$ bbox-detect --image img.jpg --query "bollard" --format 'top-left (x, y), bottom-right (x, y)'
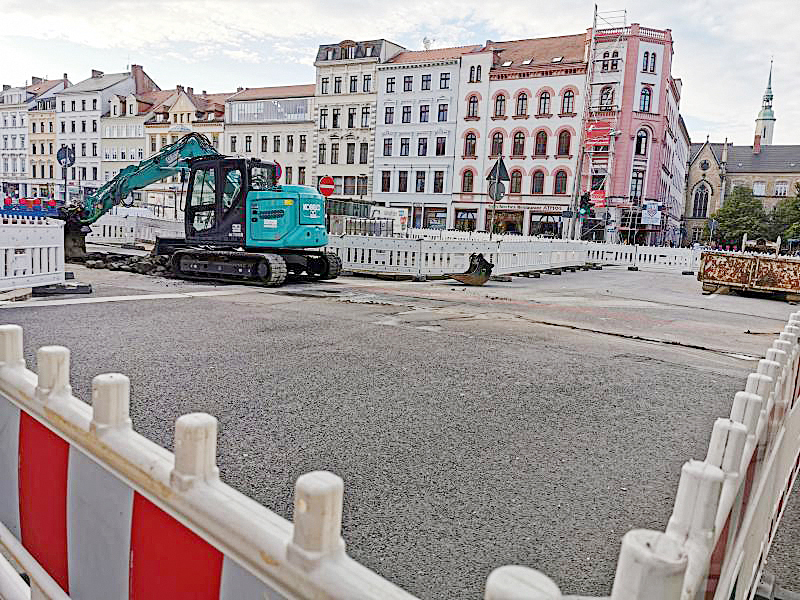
top-left (0, 325), bottom-right (25, 370)
top-left (90, 373), bottom-right (132, 433)
top-left (170, 413), bottom-right (220, 491)
top-left (484, 565), bottom-right (562, 600)
top-left (287, 471), bottom-right (346, 569)
top-left (609, 530), bottom-right (686, 600)
top-left (35, 345), bottom-right (71, 402)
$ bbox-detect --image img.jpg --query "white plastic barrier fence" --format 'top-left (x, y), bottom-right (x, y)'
top-left (0, 214), bottom-right (65, 292)
top-left (486, 311), bottom-right (800, 600)
top-left (86, 213), bottom-right (184, 246)
top-left (0, 325), bottom-right (416, 600)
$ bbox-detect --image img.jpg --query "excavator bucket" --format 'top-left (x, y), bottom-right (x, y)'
top-left (64, 226), bottom-right (90, 261)
top-left (448, 253), bottom-right (494, 286)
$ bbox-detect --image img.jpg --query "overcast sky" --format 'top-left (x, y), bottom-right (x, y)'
top-left (2, 0), bottom-right (796, 146)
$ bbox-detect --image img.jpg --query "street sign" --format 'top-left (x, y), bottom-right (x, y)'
top-left (486, 157), bottom-right (510, 182)
top-left (56, 146), bottom-right (75, 168)
top-left (488, 181), bottom-right (506, 201)
top-left (590, 189), bottom-right (606, 203)
top-left (318, 175), bottom-right (335, 197)
top-left (585, 121), bottom-right (612, 147)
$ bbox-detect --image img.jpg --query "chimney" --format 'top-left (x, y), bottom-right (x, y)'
top-left (176, 84), bottom-right (184, 93)
top-left (91, 69), bottom-right (104, 78)
top-left (31, 76), bottom-right (42, 85)
top-left (202, 90), bottom-right (207, 95)
top-left (187, 86), bottom-right (193, 96)
top-left (237, 87), bottom-right (243, 92)
top-left (721, 138), bottom-right (728, 163)
top-left (753, 134), bottom-right (761, 155)
top-left (2, 85), bottom-right (10, 91)
top-left (63, 73), bottom-right (69, 86)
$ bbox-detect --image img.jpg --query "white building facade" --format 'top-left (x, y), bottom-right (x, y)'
top-left (452, 35), bottom-right (588, 235)
top-left (373, 46), bottom-right (480, 228)
top-left (224, 85), bottom-right (315, 187)
top-left (313, 39), bottom-right (405, 215)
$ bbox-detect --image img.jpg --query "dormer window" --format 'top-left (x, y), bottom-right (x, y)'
top-left (502, 61), bottom-right (512, 67)
top-left (326, 48), bottom-right (334, 60)
top-left (522, 58), bottom-right (533, 65)
top-left (552, 56), bottom-right (563, 63)
top-left (348, 46), bottom-right (355, 59)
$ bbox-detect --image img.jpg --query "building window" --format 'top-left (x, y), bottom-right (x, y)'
top-left (510, 170), bottom-right (522, 194)
top-left (534, 131), bottom-right (547, 156)
top-left (355, 142), bottom-right (367, 164)
top-left (642, 52), bottom-right (649, 71)
top-left (386, 77), bottom-right (395, 93)
top-left (284, 166), bottom-right (292, 184)
top-left (467, 95), bottom-right (478, 118)
top-left (561, 90), bottom-right (575, 114)
top-left (416, 171), bottom-right (426, 192)
top-left (515, 93), bottom-right (527, 116)
top-left (92, 167), bottom-right (97, 180)
top-left (611, 50), bottom-right (619, 71)
top-left (92, 142), bottom-right (97, 156)
top-left (361, 107), bottom-right (370, 127)
top-left (402, 106), bottom-right (411, 123)
top-left (464, 133), bottom-right (477, 157)
top-left (406, 137), bottom-right (416, 156)
top-left (287, 135), bottom-right (294, 152)
top-left (330, 143), bottom-right (339, 164)
top-left (318, 143), bottom-right (326, 163)
top-left (93, 99), bottom-right (97, 110)
top-left (350, 75), bottom-right (358, 93)
top-left (635, 130), bottom-right (648, 155)
top-left (403, 76), bottom-right (413, 92)
top-left (538, 92), bottom-right (551, 115)
top-left (462, 170), bottom-right (474, 192)
top-left (385, 106), bottom-right (394, 124)
top-left (491, 132), bottom-right (503, 156)
top-left (92, 120), bottom-right (97, 132)
top-left (32, 165), bottom-right (37, 178)
top-left (346, 143), bottom-right (355, 164)
top-left (245, 136), bottom-right (252, 152)
top-left (475, 66), bottom-right (481, 82)
top-left (381, 171), bottom-right (391, 192)
top-left (61, 122), bottom-right (65, 133)
top-left (630, 170), bottom-right (644, 200)
top-left (433, 171), bottom-right (444, 193)
top-left (532, 171), bottom-right (545, 194)
top-left (261, 136), bottom-right (268, 152)
top-left (332, 108), bottom-right (340, 128)
top-left (299, 135), bottom-right (307, 152)
top-left (639, 88), bottom-right (651, 112)
top-left (420, 104), bottom-right (429, 122)
top-left (693, 186), bottom-right (709, 217)
top-left (557, 131), bottom-right (571, 156)
top-left (512, 132), bottom-right (525, 156)
top-left (348, 108), bottom-right (356, 128)
top-left (776, 181), bottom-right (789, 197)
top-left (440, 73), bottom-right (450, 89)
top-left (273, 136), bottom-right (280, 153)
top-left (602, 51), bottom-right (609, 72)
top-left (383, 138), bottom-right (392, 156)
top-left (650, 52), bottom-right (656, 72)
top-left (298, 167), bottom-right (306, 185)
top-left (600, 87), bottom-right (614, 109)
top-left (398, 170), bottom-right (408, 192)
top-left (494, 94), bottom-right (506, 117)
top-left (554, 170), bottom-right (568, 195)
top-left (334, 77), bottom-right (342, 94)
top-left (469, 66), bottom-right (476, 83)
top-left (71, 121), bottom-right (75, 132)
top-left (436, 136), bottom-right (446, 156)
top-left (363, 75), bottom-right (371, 92)
top-left (421, 74), bottom-right (431, 90)
top-left (32, 122), bottom-right (36, 133)
top-left (320, 108), bottom-right (328, 128)
top-left (753, 181), bottom-right (766, 196)
top-left (151, 137), bottom-right (156, 152)
top-left (344, 176), bottom-right (355, 195)
top-left (61, 101), bottom-right (65, 112)
top-left (438, 103), bottom-right (448, 122)
top-left (321, 78), bottom-right (329, 94)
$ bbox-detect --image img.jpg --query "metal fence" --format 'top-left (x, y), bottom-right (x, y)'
top-left (0, 214), bottom-right (65, 292)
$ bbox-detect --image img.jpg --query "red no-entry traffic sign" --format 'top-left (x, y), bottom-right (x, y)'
top-left (318, 175), bottom-right (335, 197)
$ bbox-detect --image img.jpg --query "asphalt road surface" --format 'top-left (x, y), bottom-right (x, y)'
top-left (2, 265), bottom-right (798, 598)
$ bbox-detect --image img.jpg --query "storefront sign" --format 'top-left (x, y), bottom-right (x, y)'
top-left (492, 203), bottom-right (567, 213)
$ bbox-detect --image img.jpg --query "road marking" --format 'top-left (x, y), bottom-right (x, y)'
top-left (1, 290), bottom-right (247, 309)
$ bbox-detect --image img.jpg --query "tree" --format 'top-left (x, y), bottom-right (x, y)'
top-left (710, 186), bottom-right (769, 244)
top-left (769, 182), bottom-right (800, 240)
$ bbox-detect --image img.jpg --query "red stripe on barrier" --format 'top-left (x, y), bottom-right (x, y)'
top-left (705, 510), bottom-right (732, 598)
top-left (17, 412), bottom-right (70, 592)
top-left (129, 492), bottom-right (222, 599)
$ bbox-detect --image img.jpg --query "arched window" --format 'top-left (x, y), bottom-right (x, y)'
top-left (561, 90), bottom-right (575, 114)
top-left (600, 86), bottom-right (614, 109)
top-left (512, 132), bottom-right (525, 156)
top-left (510, 170), bottom-right (522, 194)
top-left (515, 93), bottom-right (527, 116)
top-left (534, 131), bottom-right (547, 156)
top-left (642, 51), bottom-right (649, 71)
top-left (554, 170), bottom-right (568, 195)
top-left (476, 66), bottom-right (482, 82)
top-left (469, 66), bottom-right (475, 82)
top-left (602, 51), bottom-right (609, 72)
top-left (491, 132), bottom-right (503, 156)
top-left (557, 131), bottom-right (571, 156)
top-left (693, 186), bottom-right (709, 218)
top-left (532, 171), bottom-right (545, 194)
top-left (464, 133), bottom-right (476, 157)
top-left (467, 95), bottom-right (479, 118)
top-left (640, 88), bottom-right (651, 112)
top-left (611, 50), bottom-right (619, 71)
top-left (635, 130), bottom-right (648, 155)
top-left (462, 170), bottom-right (474, 192)
top-left (494, 94), bottom-right (506, 117)
top-left (650, 52), bottom-right (656, 72)
top-left (537, 91), bottom-right (551, 115)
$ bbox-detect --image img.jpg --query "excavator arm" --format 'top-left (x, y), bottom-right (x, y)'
top-left (60, 132), bottom-right (221, 259)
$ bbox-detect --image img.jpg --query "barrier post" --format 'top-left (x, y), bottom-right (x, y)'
top-left (484, 565), bottom-right (562, 600)
top-left (170, 412), bottom-right (220, 491)
top-left (35, 346), bottom-right (71, 402)
top-left (287, 471), bottom-right (346, 569)
top-left (0, 324), bottom-right (25, 370)
top-left (609, 529), bottom-right (687, 600)
top-left (90, 373), bottom-right (132, 433)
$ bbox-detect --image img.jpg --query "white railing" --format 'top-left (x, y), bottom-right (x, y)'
top-left (0, 214), bottom-right (65, 292)
top-left (2, 315), bottom-right (799, 599)
top-left (86, 213), bottom-right (184, 246)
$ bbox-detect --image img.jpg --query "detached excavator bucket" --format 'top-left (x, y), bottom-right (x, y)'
top-left (64, 226), bottom-right (90, 261)
top-left (448, 253), bottom-right (494, 286)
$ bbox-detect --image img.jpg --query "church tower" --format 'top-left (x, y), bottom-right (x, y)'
top-left (755, 61), bottom-right (775, 145)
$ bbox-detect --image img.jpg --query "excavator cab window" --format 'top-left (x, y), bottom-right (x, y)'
top-left (221, 168), bottom-right (242, 210)
top-left (189, 166), bottom-right (216, 233)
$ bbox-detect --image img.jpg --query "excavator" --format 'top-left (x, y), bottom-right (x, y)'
top-left (59, 132), bottom-right (340, 286)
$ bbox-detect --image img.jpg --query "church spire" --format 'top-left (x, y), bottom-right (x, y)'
top-left (755, 60), bottom-right (775, 145)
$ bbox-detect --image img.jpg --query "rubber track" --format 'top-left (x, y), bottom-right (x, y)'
top-left (262, 253), bottom-right (288, 286)
top-left (171, 249), bottom-right (288, 286)
top-left (319, 253), bottom-right (342, 280)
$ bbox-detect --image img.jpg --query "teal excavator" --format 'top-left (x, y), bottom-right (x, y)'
top-left (59, 132), bottom-right (340, 286)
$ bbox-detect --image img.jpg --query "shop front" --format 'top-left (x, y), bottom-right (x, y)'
top-left (530, 204), bottom-right (567, 238)
top-left (454, 209), bottom-right (478, 231)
